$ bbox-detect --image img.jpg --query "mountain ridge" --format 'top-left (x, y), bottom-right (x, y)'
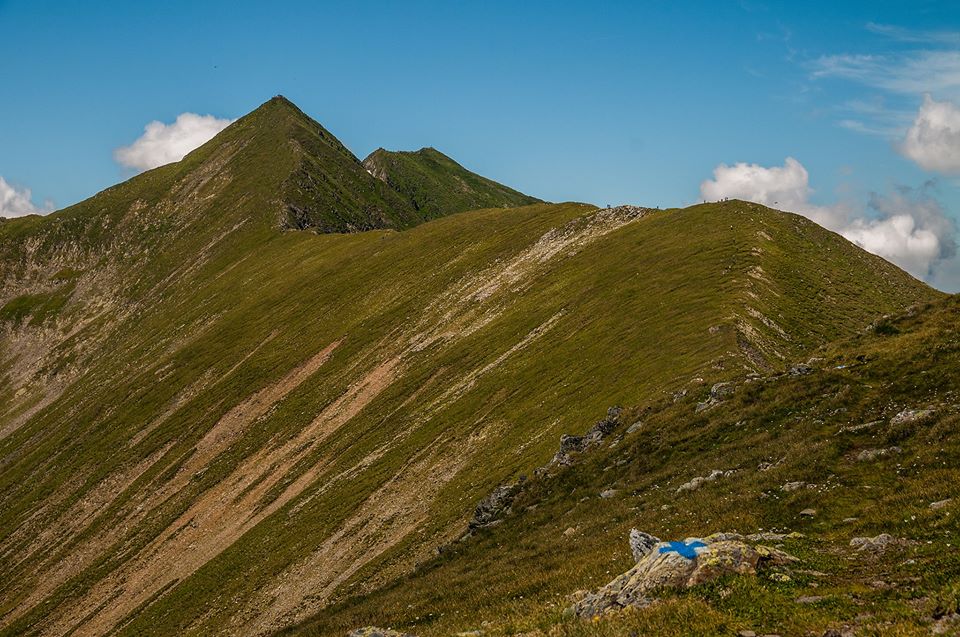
top-left (362, 146), bottom-right (542, 219)
top-left (0, 96), bottom-right (951, 637)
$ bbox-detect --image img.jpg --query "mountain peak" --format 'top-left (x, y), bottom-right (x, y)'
top-left (251, 94), bottom-right (305, 117)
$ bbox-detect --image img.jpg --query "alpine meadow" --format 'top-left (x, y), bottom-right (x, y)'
top-left (3, 3), bottom-right (960, 637)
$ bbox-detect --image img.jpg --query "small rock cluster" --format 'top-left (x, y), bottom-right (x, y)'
top-left (856, 446), bottom-right (902, 462)
top-left (676, 468), bottom-right (736, 493)
top-left (568, 531), bottom-right (796, 618)
top-left (849, 533), bottom-right (901, 553)
top-left (788, 363), bottom-right (813, 376)
top-left (696, 382), bottom-right (735, 412)
top-left (468, 482), bottom-right (524, 531)
top-left (348, 628), bottom-right (415, 637)
top-left (550, 406), bottom-right (623, 467)
top-left (890, 408), bottom-right (936, 427)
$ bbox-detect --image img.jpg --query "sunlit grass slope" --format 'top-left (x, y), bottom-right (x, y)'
top-left (0, 97), bottom-right (942, 637)
top-left (288, 295), bottom-right (960, 637)
top-left (363, 147), bottom-right (542, 220)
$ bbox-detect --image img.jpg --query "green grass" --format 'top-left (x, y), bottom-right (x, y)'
top-left (0, 282), bottom-right (75, 326)
top-left (362, 147), bottom-right (542, 220)
top-left (287, 297), bottom-right (960, 637)
top-left (0, 97), bottom-right (945, 637)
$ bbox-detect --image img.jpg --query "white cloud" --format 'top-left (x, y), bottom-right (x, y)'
top-left (0, 177), bottom-right (53, 218)
top-left (699, 157), bottom-right (845, 228)
top-left (811, 51), bottom-right (960, 97)
top-left (114, 113), bottom-right (234, 172)
top-left (700, 158), bottom-right (956, 282)
top-left (899, 94), bottom-right (960, 174)
top-left (851, 185), bottom-right (956, 278)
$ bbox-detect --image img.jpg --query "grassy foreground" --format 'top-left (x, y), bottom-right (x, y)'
top-left (287, 296), bottom-right (960, 637)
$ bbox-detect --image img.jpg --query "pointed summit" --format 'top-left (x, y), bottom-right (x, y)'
top-left (163, 95), bottom-right (422, 233)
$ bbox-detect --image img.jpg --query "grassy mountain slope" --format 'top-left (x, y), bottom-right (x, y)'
top-left (0, 98), bottom-right (943, 637)
top-left (363, 147), bottom-right (542, 219)
top-left (288, 295), bottom-right (960, 637)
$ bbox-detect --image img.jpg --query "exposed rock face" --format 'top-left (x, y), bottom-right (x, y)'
top-left (469, 481), bottom-right (523, 531)
top-left (569, 532), bottom-right (796, 618)
top-left (551, 406), bottom-right (623, 466)
top-left (629, 529), bottom-right (660, 562)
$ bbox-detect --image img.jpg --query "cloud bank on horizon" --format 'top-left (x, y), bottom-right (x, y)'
top-left (114, 113), bottom-right (234, 172)
top-left (700, 157), bottom-right (955, 282)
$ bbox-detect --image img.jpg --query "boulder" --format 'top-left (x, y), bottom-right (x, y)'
top-left (569, 532), bottom-right (796, 618)
top-left (629, 529), bottom-right (660, 562)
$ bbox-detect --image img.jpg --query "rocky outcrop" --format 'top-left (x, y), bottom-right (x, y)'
top-left (469, 481), bottom-right (523, 531)
top-left (569, 531), bottom-right (796, 618)
top-left (467, 406), bottom-right (623, 532)
top-left (629, 529), bottom-right (659, 562)
top-left (696, 382), bottom-right (736, 412)
top-left (550, 406), bottom-right (623, 466)
top-left (788, 363), bottom-right (813, 376)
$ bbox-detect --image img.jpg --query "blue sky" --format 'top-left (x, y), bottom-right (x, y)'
top-left (3, 1), bottom-right (960, 289)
